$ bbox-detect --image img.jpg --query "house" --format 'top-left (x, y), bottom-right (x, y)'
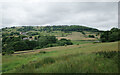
top-left (22, 36), bottom-right (35, 41)
top-left (20, 32), bottom-right (28, 35)
top-left (23, 37), bottom-right (29, 40)
top-left (95, 40), bottom-right (100, 42)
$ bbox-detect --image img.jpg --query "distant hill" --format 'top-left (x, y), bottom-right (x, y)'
top-left (2, 25), bottom-right (101, 41)
top-left (2, 25), bottom-right (100, 32)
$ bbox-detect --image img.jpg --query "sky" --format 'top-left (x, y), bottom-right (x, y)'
top-left (0, 0), bottom-right (119, 30)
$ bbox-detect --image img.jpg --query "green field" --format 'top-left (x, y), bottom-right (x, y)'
top-left (2, 41), bottom-right (119, 73)
top-left (71, 40), bottom-right (93, 45)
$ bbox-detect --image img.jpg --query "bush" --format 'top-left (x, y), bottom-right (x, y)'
top-left (57, 39), bottom-right (73, 46)
top-left (2, 50), bottom-right (14, 55)
top-left (45, 44), bottom-right (59, 48)
top-left (81, 31), bottom-right (85, 35)
top-left (34, 46), bottom-right (43, 49)
top-left (6, 50), bottom-right (14, 55)
top-left (64, 44), bottom-right (67, 47)
top-left (2, 52), bottom-right (6, 55)
top-left (88, 35), bottom-right (95, 38)
top-left (39, 51), bottom-right (46, 54)
top-left (46, 44), bottom-right (53, 47)
top-left (38, 36), bottom-right (57, 46)
top-left (93, 42), bottom-right (97, 44)
top-left (9, 50), bottom-right (14, 54)
top-left (51, 44), bottom-right (59, 47)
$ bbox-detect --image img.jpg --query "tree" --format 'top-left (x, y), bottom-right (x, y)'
top-left (100, 28), bottom-right (120, 42)
top-left (100, 31), bottom-right (109, 42)
top-left (12, 41), bottom-right (29, 51)
top-left (81, 31), bottom-right (85, 35)
top-left (88, 35), bottom-right (95, 38)
top-left (25, 40), bottom-right (38, 50)
top-left (57, 38), bottom-right (73, 46)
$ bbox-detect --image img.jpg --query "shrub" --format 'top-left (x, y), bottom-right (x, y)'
top-left (81, 31), bottom-right (85, 35)
top-left (88, 35), bottom-right (95, 38)
top-left (93, 42), bottom-right (97, 44)
top-left (9, 50), bottom-right (14, 54)
top-left (45, 44), bottom-right (59, 48)
top-left (51, 44), bottom-right (59, 47)
top-left (2, 52), bottom-right (6, 55)
top-left (39, 51), bottom-right (46, 54)
top-left (46, 44), bottom-right (53, 47)
top-left (64, 44), bottom-right (67, 47)
top-left (58, 39), bottom-right (73, 46)
top-left (34, 46), bottom-right (43, 49)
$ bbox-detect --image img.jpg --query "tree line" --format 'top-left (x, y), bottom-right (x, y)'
top-left (100, 28), bottom-right (120, 42)
top-left (42, 25), bottom-right (99, 32)
top-left (2, 35), bottom-right (73, 55)
top-left (2, 25), bottom-right (99, 32)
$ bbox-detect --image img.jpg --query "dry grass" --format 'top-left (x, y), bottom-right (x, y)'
top-left (57, 32), bottom-right (98, 40)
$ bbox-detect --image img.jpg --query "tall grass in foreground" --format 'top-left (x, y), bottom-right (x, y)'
top-left (7, 52), bottom-right (118, 73)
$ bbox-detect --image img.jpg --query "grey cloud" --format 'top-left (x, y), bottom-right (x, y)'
top-left (0, 0), bottom-right (119, 2)
top-left (1, 2), bottom-right (118, 30)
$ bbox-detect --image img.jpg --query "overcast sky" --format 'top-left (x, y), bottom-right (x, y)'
top-left (0, 1), bottom-right (118, 30)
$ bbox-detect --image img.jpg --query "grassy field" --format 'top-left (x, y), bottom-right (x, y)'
top-left (71, 40), bottom-right (94, 45)
top-left (57, 32), bottom-right (99, 41)
top-left (28, 31), bottom-right (71, 37)
top-left (26, 31), bottom-right (99, 41)
top-left (2, 41), bottom-right (119, 73)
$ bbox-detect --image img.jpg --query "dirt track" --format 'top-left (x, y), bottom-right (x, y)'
top-left (13, 45), bottom-right (77, 55)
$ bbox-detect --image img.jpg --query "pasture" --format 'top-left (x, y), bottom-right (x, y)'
top-left (57, 32), bottom-right (99, 40)
top-left (2, 41), bottom-right (119, 73)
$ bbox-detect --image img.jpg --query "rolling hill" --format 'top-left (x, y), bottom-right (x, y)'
top-left (2, 25), bottom-right (101, 41)
top-left (1, 25), bottom-right (119, 73)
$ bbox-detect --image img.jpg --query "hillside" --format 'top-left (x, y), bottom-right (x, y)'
top-left (2, 41), bottom-right (119, 73)
top-left (2, 25), bottom-right (119, 73)
top-left (57, 32), bottom-right (99, 40)
top-left (2, 25), bottom-right (99, 32)
top-left (2, 25), bottom-right (101, 41)
top-left (2, 25), bottom-right (101, 54)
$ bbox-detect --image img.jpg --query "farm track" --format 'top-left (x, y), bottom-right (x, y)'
top-left (13, 43), bottom-right (93, 55)
top-left (13, 45), bottom-right (74, 55)
top-left (13, 41), bottom-right (119, 55)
